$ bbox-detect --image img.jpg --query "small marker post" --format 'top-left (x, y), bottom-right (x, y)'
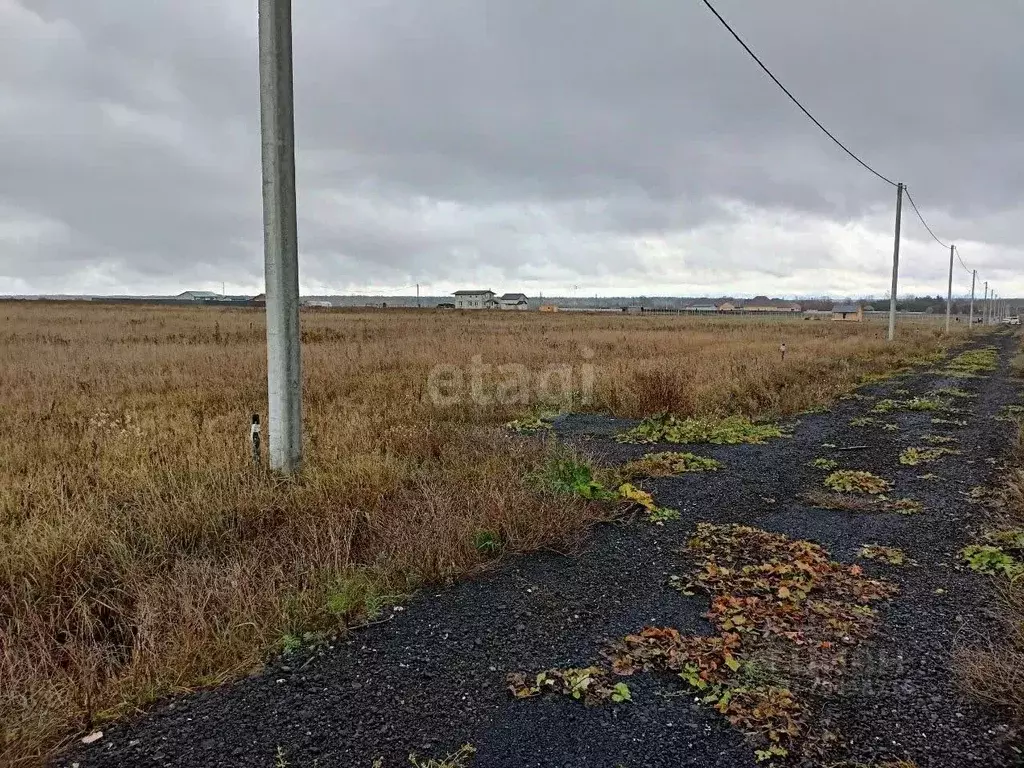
top-left (251, 414), bottom-right (262, 467)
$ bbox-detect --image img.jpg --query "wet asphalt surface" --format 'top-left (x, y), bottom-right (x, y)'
top-left (58, 334), bottom-right (1024, 768)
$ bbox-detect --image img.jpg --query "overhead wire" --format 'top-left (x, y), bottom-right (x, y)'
top-left (700, 0), bottom-right (990, 303)
top-left (698, 0), bottom-right (897, 187)
top-left (903, 188), bottom-right (950, 249)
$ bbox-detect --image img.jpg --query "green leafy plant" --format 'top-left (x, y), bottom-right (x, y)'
top-left (621, 451), bottom-right (723, 477)
top-left (961, 545), bottom-right (1023, 577)
top-left (824, 470), bottom-right (891, 495)
top-left (508, 667), bottom-right (632, 705)
top-left (899, 446), bottom-right (958, 466)
top-left (849, 416), bottom-right (878, 427)
top-left (872, 397), bottom-right (946, 414)
top-left (539, 455), bottom-right (617, 500)
top-left (473, 530), bottom-right (503, 556)
top-left (809, 458), bottom-right (839, 471)
top-left (618, 483), bottom-right (679, 523)
top-left (617, 413), bottom-right (787, 446)
top-left (882, 422), bottom-right (900, 432)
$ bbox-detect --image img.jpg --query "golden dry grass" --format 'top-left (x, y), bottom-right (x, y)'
top-left (0, 302), bottom-right (962, 765)
top-left (957, 425), bottom-right (1024, 721)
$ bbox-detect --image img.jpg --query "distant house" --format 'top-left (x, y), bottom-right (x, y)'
top-left (453, 290), bottom-right (497, 309)
top-left (250, 293), bottom-right (267, 307)
top-left (176, 290), bottom-right (221, 302)
top-left (739, 297), bottom-right (802, 312)
top-left (718, 302), bottom-right (737, 312)
top-left (498, 292), bottom-right (530, 310)
top-left (832, 302), bottom-right (864, 322)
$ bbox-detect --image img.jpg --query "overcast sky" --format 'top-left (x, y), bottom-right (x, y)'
top-left (2, 0), bottom-right (1022, 299)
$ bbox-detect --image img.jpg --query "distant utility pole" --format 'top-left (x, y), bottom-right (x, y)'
top-left (259, 0), bottom-right (302, 474)
top-left (945, 244), bottom-right (954, 334)
top-left (983, 282), bottom-right (989, 326)
top-left (416, 283), bottom-right (420, 308)
top-left (969, 270), bottom-right (976, 328)
top-left (887, 182), bottom-right (904, 342)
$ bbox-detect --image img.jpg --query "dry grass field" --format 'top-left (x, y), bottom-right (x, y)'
top-left (0, 302), bottom-right (965, 764)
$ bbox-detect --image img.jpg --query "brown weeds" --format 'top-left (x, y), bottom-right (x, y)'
top-left (0, 303), bottom-right (960, 763)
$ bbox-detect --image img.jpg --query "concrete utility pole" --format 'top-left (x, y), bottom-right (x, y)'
top-left (945, 244), bottom-right (954, 334)
top-left (887, 182), bottom-right (904, 342)
top-left (983, 282), bottom-right (989, 325)
top-left (259, 0), bottom-right (302, 473)
top-left (969, 270), bottom-right (976, 328)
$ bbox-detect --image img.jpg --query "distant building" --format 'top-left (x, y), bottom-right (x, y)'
top-left (176, 290), bottom-right (221, 301)
top-left (453, 290), bottom-right (497, 309)
top-left (498, 292), bottom-right (530, 310)
top-left (739, 297), bottom-right (802, 312)
top-left (832, 303), bottom-right (864, 322)
top-left (718, 302), bottom-right (737, 312)
top-left (688, 304), bottom-right (720, 312)
top-left (250, 293), bottom-right (267, 307)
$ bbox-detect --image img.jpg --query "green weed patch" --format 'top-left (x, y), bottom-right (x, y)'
top-left (996, 405), bottom-right (1024, 422)
top-left (872, 397), bottom-right (947, 414)
top-left (617, 414), bottom-right (787, 446)
top-left (823, 470), bottom-right (891, 495)
top-left (942, 347), bottom-right (999, 376)
top-left (621, 451), bottom-right (722, 477)
top-left (539, 455), bottom-right (678, 524)
top-left (808, 458), bottom-right (839, 471)
top-left (899, 446), bottom-right (959, 466)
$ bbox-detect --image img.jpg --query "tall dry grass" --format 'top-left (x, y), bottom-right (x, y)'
top-left (0, 303), bottom-right (962, 765)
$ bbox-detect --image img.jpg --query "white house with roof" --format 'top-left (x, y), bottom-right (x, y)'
top-left (175, 290), bottom-right (222, 301)
top-left (453, 289), bottom-right (497, 309)
top-left (498, 292), bottom-right (529, 310)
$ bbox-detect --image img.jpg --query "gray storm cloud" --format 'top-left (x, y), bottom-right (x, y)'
top-left (1, 0), bottom-right (1022, 297)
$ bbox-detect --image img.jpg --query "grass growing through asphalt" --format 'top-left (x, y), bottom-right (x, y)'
top-left (0, 303), bottom-right (965, 763)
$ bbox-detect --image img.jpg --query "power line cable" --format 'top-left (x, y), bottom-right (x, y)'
top-left (954, 245), bottom-right (972, 275)
top-left (699, 0), bottom-right (897, 187)
top-left (903, 187), bottom-right (950, 249)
